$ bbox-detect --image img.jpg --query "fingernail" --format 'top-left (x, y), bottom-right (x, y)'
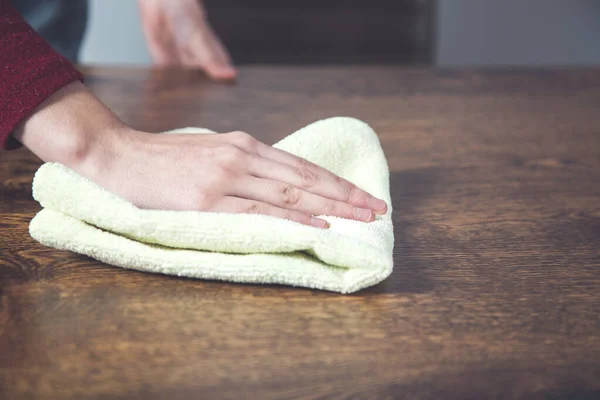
top-left (311, 217), bottom-right (329, 229)
top-left (368, 198), bottom-right (387, 213)
top-left (353, 207), bottom-right (373, 222)
top-left (222, 66), bottom-right (237, 76)
top-left (208, 65), bottom-right (238, 81)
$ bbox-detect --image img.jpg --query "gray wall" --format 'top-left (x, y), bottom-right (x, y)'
top-left (80, 0), bottom-right (151, 65)
top-left (437, 0), bottom-right (600, 66)
top-left (80, 0), bottom-right (600, 67)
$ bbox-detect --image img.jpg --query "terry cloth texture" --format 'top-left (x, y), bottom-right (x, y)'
top-left (29, 117), bottom-right (394, 293)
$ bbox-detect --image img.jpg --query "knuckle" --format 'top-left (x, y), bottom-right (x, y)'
top-left (212, 166), bottom-right (234, 183)
top-left (220, 145), bottom-right (246, 165)
top-left (280, 185), bottom-right (301, 206)
top-left (230, 130), bottom-right (247, 138)
top-left (341, 183), bottom-right (356, 203)
top-left (299, 157), bottom-right (314, 168)
top-left (245, 202), bottom-right (264, 215)
top-left (324, 201), bottom-right (337, 216)
top-left (296, 167), bottom-right (319, 188)
top-left (230, 131), bottom-right (256, 148)
top-left (189, 187), bottom-right (219, 211)
top-left (195, 193), bottom-right (209, 209)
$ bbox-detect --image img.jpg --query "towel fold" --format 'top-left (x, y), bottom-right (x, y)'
top-left (29, 117), bottom-right (394, 293)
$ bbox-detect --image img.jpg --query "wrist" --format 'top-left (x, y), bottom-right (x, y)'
top-left (13, 82), bottom-right (132, 174)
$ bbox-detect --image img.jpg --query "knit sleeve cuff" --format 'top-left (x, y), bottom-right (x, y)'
top-left (0, 1), bottom-right (84, 150)
top-left (0, 61), bottom-right (83, 150)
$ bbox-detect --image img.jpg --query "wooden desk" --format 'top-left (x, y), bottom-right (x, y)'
top-left (1, 67), bottom-right (599, 399)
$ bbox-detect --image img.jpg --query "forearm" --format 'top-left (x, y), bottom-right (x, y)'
top-left (12, 82), bottom-right (129, 176)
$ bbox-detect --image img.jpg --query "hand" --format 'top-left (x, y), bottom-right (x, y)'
top-left (15, 83), bottom-right (387, 228)
top-left (138, 0), bottom-right (236, 81)
top-left (91, 129), bottom-right (387, 228)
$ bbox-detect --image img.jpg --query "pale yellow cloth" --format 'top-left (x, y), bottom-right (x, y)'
top-left (29, 117), bottom-right (394, 293)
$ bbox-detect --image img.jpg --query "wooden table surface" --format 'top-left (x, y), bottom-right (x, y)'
top-left (1, 67), bottom-right (599, 399)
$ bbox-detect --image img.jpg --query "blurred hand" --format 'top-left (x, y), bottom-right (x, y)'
top-left (138, 0), bottom-right (237, 81)
top-left (15, 83), bottom-right (388, 228)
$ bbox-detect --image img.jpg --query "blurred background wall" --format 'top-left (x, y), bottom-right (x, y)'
top-left (80, 0), bottom-right (600, 67)
top-left (437, 0), bottom-right (600, 66)
top-left (80, 0), bottom-right (151, 65)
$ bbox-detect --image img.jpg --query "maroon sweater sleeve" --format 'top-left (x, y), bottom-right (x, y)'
top-left (0, 0), bottom-right (83, 150)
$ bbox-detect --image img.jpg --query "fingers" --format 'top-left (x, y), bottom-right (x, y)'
top-left (233, 177), bottom-right (376, 222)
top-left (185, 25), bottom-right (237, 81)
top-left (204, 63), bottom-right (237, 82)
top-left (139, 0), bottom-right (237, 80)
top-left (209, 196), bottom-right (329, 228)
top-left (204, 27), bottom-right (237, 79)
top-left (244, 154), bottom-right (373, 210)
top-left (248, 141), bottom-right (387, 214)
top-left (139, 6), bottom-right (182, 65)
top-left (148, 43), bottom-right (181, 66)
top-left (191, 0), bottom-right (237, 80)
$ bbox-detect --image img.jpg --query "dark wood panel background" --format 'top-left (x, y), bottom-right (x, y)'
top-left (204, 0), bottom-right (436, 64)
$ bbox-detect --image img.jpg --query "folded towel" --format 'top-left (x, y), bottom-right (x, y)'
top-left (29, 117), bottom-right (394, 293)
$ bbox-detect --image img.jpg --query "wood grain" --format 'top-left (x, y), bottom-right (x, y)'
top-left (1, 67), bottom-right (600, 399)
